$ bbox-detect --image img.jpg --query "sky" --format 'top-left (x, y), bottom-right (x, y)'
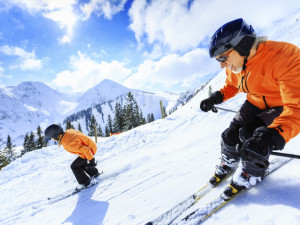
top-left (0, 0), bottom-right (299, 94)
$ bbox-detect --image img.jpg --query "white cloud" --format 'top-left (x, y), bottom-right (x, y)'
top-left (1, 0), bottom-right (78, 43)
top-left (0, 45), bottom-right (43, 70)
top-left (129, 0), bottom-right (300, 52)
top-left (0, 64), bottom-right (4, 77)
top-left (80, 0), bottom-right (128, 20)
top-left (124, 48), bottom-right (219, 93)
top-left (52, 51), bottom-right (131, 92)
top-left (59, 35), bottom-right (71, 44)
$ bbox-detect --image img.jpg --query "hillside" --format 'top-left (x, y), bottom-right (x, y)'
top-left (0, 69), bottom-right (299, 225)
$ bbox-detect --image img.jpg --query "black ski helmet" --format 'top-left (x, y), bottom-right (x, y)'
top-left (44, 124), bottom-right (64, 140)
top-left (209, 18), bottom-right (256, 58)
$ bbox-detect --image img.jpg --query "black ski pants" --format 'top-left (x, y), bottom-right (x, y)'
top-left (70, 157), bottom-right (99, 184)
top-left (221, 100), bottom-right (283, 176)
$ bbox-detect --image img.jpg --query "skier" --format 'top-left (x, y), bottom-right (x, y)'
top-left (44, 124), bottom-right (100, 187)
top-left (200, 18), bottom-right (300, 199)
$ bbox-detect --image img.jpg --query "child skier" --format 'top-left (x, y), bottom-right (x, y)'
top-left (44, 124), bottom-right (100, 187)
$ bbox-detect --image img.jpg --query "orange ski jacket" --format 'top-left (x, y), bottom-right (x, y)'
top-left (59, 129), bottom-right (97, 160)
top-left (220, 40), bottom-right (300, 143)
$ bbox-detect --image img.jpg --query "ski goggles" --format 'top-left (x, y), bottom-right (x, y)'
top-left (216, 49), bottom-right (233, 63)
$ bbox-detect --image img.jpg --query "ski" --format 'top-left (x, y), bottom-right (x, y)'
top-left (175, 157), bottom-right (292, 225)
top-left (47, 171), bottom-right (103, 204)
top-left (145, 172), bottom-right (232, 225)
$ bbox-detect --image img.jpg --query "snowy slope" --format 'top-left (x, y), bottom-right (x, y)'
top-left (0, 69), bottom-right (299, 225)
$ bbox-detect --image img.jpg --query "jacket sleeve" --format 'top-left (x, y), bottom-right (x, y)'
top-left (64, 138), bottom-right (95, 161)
top-left (219, 69), bottom-right (240, 102)
top-left (87, 138), bottom-right (97, 156)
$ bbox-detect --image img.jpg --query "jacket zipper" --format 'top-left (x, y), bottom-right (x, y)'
top-left (238, 71), bottom-right (249, 93)
top-left (263, 96), bottom-right (269, 109)
top-left (239, 71), bottom-right (270, 109)
top-left (244, 72), bottom-right (250, 93)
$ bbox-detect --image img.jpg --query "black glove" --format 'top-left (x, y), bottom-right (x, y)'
top-left (238, 127), bottom-right (285, 164)
top-left (200, 91), bottom-right (223, 112)
top-left (239, 117), bottom-right (266, 142)
top-left (88, 158), bottom-right (97, 167)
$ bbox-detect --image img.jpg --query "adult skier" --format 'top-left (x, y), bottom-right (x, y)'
top-left (44, 124), bottom-right (100, 187)
top-left (200, 18), bottom-right (300, 199)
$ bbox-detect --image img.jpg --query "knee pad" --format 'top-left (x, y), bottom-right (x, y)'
top-left (221, 123), bottom-right (241, 146)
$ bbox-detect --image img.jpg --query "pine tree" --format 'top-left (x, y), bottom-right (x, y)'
top-left (113, 102), bottom-right (124, 132)
top-left (139, 110), bottom-right (146, 125)
top-left (77, 122), bottom-right (82, 132)
top-left (123, 92), bottom-right (135, 131)
top-left (6, 135), bottom-right (12, 151)
top-left (147, 113), bottom-right (155, 123)
top-left (97, 125), bottom-right (103, 137)
top-left (36, 126), bottom-right (44, 149)
top-left (3, 135), bottom-right (14, 162)
top-left (27, 132), bottom-right (36, 151)
top-left (107, 114), bottom-right (113, 134)
top-left (22, 133), bottom-right (29, 155)
top-left (105, 126), bottom-right (110, 137)
top-left (0, 149), bottom-right (10, 170)
top-left (66, 119), bottom-right (74, 130)
top-left (88, 114), bottom-right (97, 136)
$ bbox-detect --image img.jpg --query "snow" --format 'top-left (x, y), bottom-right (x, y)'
top-left (0, 68), bottom-right (300, 225)
top-left (23, 104), bottom-right (38, 112)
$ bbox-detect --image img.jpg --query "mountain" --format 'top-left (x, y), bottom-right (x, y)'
top-left (0, 80), bottom-right (179, 146)
top-left (0, 82), bottom-right (76, 145)
top-left (75, 79), bottom-right (135, 112)
top-left (63, 81), bottom-right (179, 134)
top-left (0, 69), bottom-right (299, 225)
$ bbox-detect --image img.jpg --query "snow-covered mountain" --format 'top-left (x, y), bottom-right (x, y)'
top-left (0, 82), bottom-right (76, 144)
top-left (0, 79), bottom-right (179, 145)
top-left (75, 79), bottom-right (135, 112)
top-left (64, 79), bottom-right (179, 134)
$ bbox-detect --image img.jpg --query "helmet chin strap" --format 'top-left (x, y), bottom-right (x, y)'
top-left (242, 56), bottom-right (248, 70)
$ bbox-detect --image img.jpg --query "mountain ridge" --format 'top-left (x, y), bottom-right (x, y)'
top-left (0, 79), bottom-right (180, 145)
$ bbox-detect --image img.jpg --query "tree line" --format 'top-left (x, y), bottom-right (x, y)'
top-left (0, 125), bottom-right (47, 170)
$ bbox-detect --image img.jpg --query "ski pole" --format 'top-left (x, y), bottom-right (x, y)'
top-left (271, 152), bottom-right (300, 159)
top-left (212, 106), bottom-right (238, 113)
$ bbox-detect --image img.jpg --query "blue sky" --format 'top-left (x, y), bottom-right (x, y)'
top-left (0, 0), bottom-right (299, 93)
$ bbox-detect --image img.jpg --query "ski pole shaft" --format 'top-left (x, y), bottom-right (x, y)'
top-left (212, 106), bottom-right (238, 113)
top-left (271, 152), bottom-right (300, 159)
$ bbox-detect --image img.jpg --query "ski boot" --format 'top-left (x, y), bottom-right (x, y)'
top-left (92, 171), bottom-right (101, 178)
top-left (209, 163), bottom-right (233, 186)
top-left (221, 170), bottom-right (262, 201)
top-left (75, 178), bottom-right (91, 191)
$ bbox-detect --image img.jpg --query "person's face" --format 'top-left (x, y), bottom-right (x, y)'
top-left (216, 49), bottom-right (245, 74)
